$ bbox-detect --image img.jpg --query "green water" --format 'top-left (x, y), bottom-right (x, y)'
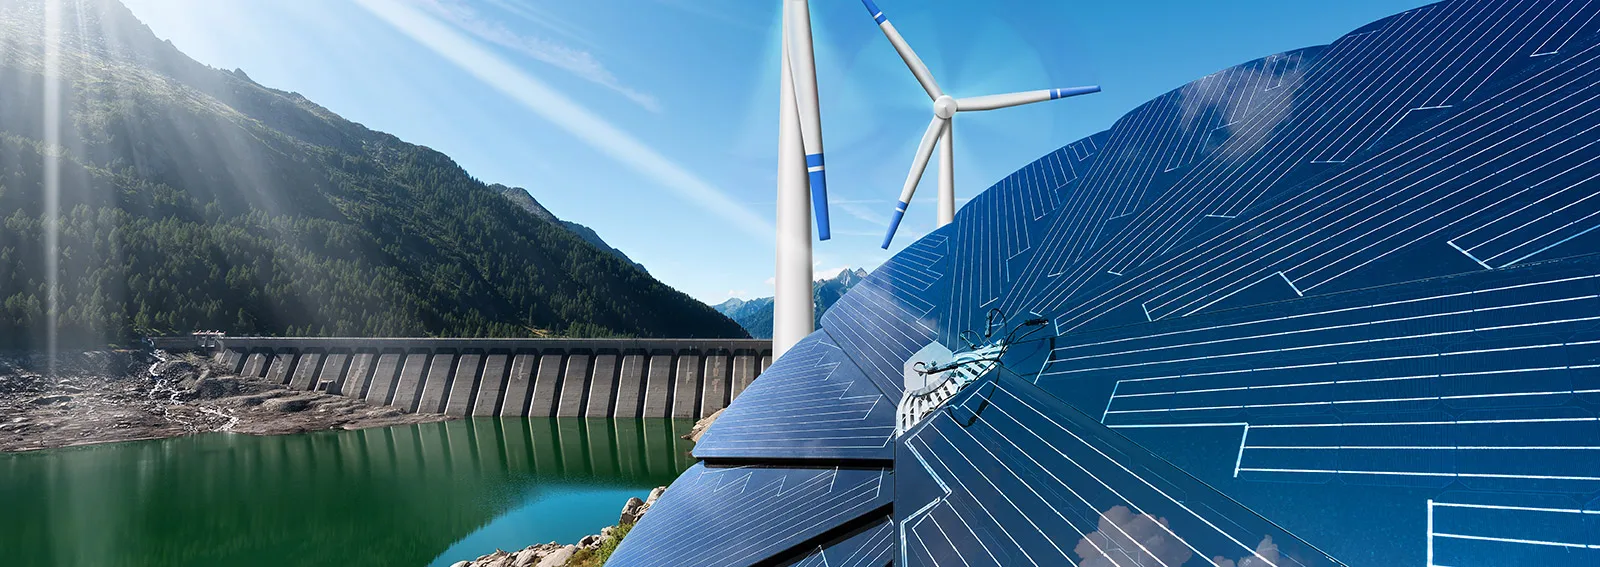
top-left (0, 418), bottom-right (698, 567)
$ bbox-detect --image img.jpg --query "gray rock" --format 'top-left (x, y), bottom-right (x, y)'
top-left (535, 546), bottom-right (576, 567)
top-left (578, 534), bottom-right (601, 549)
top-left (29, 395), bottom-right (72, 405)
top-left (644, 486), bottom-right (666, 509)
top-left (510, 547), bottom-right (545, 567)
top-left (451, 562), bottom-right (470, 567)
top-left (263, 397), bottom-right (312, 413)
top-left (619, 496), bottom-right (646, 525)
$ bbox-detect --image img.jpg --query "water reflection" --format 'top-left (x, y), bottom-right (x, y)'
top-left (0, 418), bottom-right (697, 567)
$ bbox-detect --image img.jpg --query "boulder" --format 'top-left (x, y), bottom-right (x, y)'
top-left (683, 408), bottom-right (723, 443)
top-left (619, 496), bottom-right (647, 525)
top-left (578, 534), bottom-right (602, 549)
top-left (263, 397), bottom-right (312, 413)
top-left (535, 545), bottom-right (576, 567)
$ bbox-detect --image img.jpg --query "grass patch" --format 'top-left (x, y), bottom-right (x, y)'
top-left (566, 521), bottom-right (633, 567)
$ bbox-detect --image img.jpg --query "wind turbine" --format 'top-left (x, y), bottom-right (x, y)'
top-left (861, 0), bottom-right (1100, 249)
top-left (774, 0), bottom-right (829, 357)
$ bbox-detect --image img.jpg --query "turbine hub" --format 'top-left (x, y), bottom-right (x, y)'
top-left (934, 95), bottom-right (957, 119)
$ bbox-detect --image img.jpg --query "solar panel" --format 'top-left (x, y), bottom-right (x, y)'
top-left (622, 1), bottom-right (1600, 564)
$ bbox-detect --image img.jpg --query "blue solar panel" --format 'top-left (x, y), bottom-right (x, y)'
top-left (694, 330), bottom-right (896, 462)
top-left (1036, 252), bottom-right (1600, 564)
top-left (624, 2), bottom-right (1600, 565)
top-left (786, 517), bottom-right (897, 567)
top-left (606, 463), bottom-right (893, 567)
top-left (898, 369), bottom-right (1343, 567)
top-left (823, 225), bottom-right (956, 398)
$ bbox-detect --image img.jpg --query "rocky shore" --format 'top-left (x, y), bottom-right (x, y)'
top-left (452, 486), bottom-right (667, 567)
top-left (0, 349), bottom-right (447, 452)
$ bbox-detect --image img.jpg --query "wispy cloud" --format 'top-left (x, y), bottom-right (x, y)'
top-left (356, 0), bottom-right (772, 239)
top-left (414, 0), bottom-right (662, 112)
top-left (838, 202), bottom-right (888, 228)
top-left (642, 0), bottom-right (765, 33)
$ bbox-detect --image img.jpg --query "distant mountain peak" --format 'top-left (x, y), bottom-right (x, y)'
top-left (712, 267), bottom-right (871, 339)
top-left (491, 184), bottom-right (646, 273)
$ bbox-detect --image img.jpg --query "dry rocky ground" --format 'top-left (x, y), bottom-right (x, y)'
top-left (0, 349), bottom-right (446, 452)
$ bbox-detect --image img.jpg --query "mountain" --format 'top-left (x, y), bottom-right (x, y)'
top-left (0, 0), bottom-right (748, 347)
top-left (713, 268), bottom-right (868, 339)
top-left (490, 184), bottom-right (646, 273)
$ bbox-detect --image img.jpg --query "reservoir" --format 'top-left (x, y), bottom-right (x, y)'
top-left (0, 418), bottom-right (698, 567)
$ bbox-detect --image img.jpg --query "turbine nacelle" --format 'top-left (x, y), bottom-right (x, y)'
top-left (863, 0), bottom-right (1099, 249)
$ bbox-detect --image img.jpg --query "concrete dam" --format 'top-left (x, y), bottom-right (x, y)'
top-left (153, 337), bottom-right (774, 420)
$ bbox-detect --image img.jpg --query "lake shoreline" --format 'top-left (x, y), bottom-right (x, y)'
top-left (0, 349), bottom-right (448, 453)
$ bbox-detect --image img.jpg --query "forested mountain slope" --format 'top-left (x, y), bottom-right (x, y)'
top-left (0, 0), bottom-right (747, 347)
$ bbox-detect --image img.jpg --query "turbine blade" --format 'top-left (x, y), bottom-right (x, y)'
top-left (884, 116), bottom-right (948, 249)
top-left (859, 0), bottom-right (943, 100)
top-left (785, 0), bottom-right (830, 240)
top-left (955, 85), bottom-right (1101, 112)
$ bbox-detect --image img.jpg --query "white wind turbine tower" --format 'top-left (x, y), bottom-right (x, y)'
top-left (774, 0), bottom-right (830, 357)
top-left (861, 0), bottom-right (1100, 249)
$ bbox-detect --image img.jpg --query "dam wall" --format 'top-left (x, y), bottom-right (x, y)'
top-left (153, 337), bottom-right (773, 420)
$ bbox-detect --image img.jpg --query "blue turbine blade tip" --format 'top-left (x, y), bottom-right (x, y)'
top-left (881, 201), bottom-right (908, 249)
top-left (808, 161), bottom-right (831, 241)
top-left (1051, 85), bottom-right (1102, 100)
top-left (861, 0), bottom-right (887, 23)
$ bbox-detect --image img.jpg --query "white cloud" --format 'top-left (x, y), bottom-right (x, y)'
top-left (355, 0), bottom-right (772, 241)
top-left (1075, 506), bottom-right (1195, 567)
top-left (415, 0), bottom-right (661, 112)
top-left (725, 289), bottom-right (749, 299)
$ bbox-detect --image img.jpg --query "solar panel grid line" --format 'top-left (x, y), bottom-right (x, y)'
top-left (1017, 132), bottom-right (1158, 283)
top-left (920, 406), bottom-right (1221, 567)
top-left (1047, 291), bottom-right (1599, 379)
top-left (1004, 52), bottom-right (1318, 310)
top-left (1163, 74), bottom-right (1217, 174)
top-left (1046, 270), bottom-right (1599, 365)
top-left (1448, 138), bottom-right (1600, 252)
top-left (1471, 172), bottom-right (1600, 266)
top-left (824, 308), bottom-right (925, 395)
top-left (905, 385), bottom-right (1329, 567)
top-left (1216, 31), bottom-right (1600, 283)
top-left (1050, 39), bottom-right (1600, 330)
top-left (1048, 313), bottom-right (1600, 385)
top-left (906, 435), bottom-right (1078, 565)
top-left (1072, 91), bottom-right (1165, 208)
top-left (1279, 104), bottom-right (1600, 291)
top-left (1317, 0), bottom-right (1487, 160)
top-left (790, 519), bottom-right (898, 567)
top-left (1452, 0), bottom-right (1584, 102)
top-left (611, 465), bottom-right (892, 567)
top-left (989, 383), bottom-right (1300, 565)
top-left (1109, 362), bottom-right (1596, 402)
top-left (1547, 0), bottom-right (1600, 54)
top-left (1069, 97), bottom-right (1170, 231)
top-left (693, 333), bottom-right (895, 458)
top-left (1103, 8), bottom-right (1449, 247)
top-left (1428, 497), bottom-right (1600, 561)
top-left (1300, 3), bottom-right (1446, 164)
top-left (1085, 336), bottom-right (1600, 413)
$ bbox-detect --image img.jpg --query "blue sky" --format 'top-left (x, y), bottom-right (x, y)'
top-left (120, 0), bottom-right (1430, 304)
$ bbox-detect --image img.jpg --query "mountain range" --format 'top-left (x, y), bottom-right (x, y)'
top-left (713, 268), bottom-right (868, 339)
top-left (0, 0), bottom-right (747, 347)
